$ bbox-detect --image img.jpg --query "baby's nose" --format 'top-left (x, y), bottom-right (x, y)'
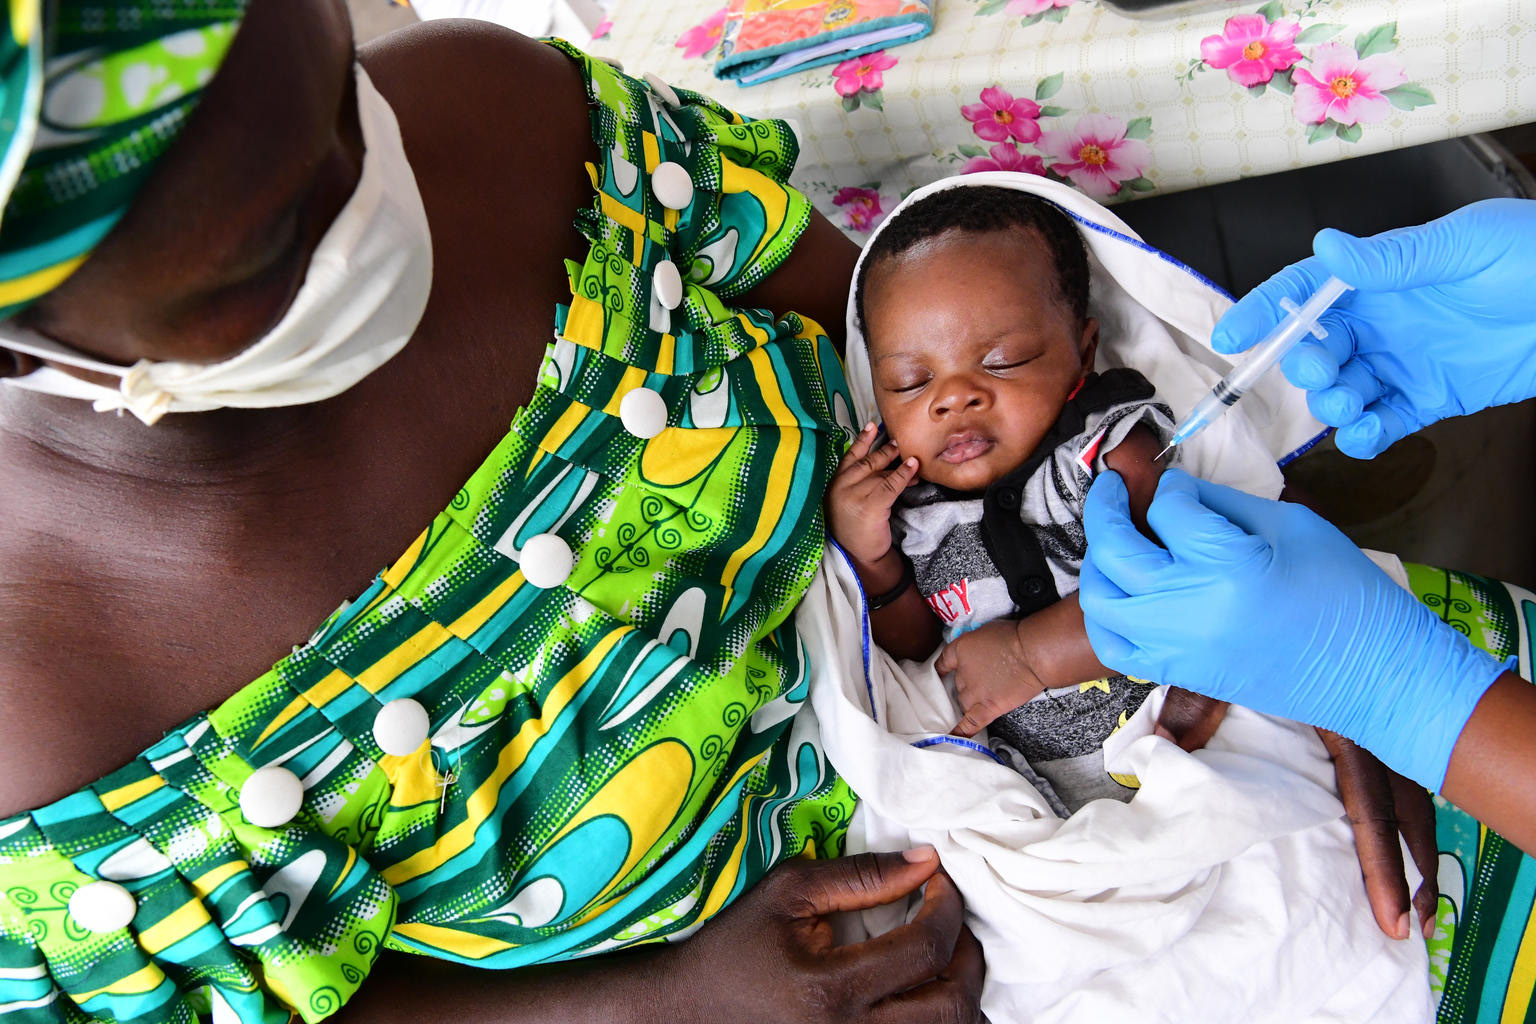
top-left (932, 376), bottom-right (990, 415)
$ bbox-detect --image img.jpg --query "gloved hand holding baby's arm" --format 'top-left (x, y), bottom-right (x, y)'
top-left (940, 597), bottom-right (1231, 747)
top-left (1211, 198), bottom-right (1536, 459)
top-left (1080, 468), bottom-right (1504, 790)
top-left (1082, 468), bottom-right (1455, 939)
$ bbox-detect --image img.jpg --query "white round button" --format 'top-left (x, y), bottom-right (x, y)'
top-left (520, 533), bottom-right (575, 589)
top-left (653, 260), bottom-right (684, 310)
top-left (373, 698), bottom-right (431, 757)
top-left (599, 55), bottom-right (625, 72)
top-left (651, 162), bottom-right (694, 211)
top-left (68, 880), bottom-right (136, 933)
top-left (239, 766), bottom-right (304, 828)
top-left (619, 387), bottom-right (669, 439)
top-left (643, 72), bottom-right (682, 109)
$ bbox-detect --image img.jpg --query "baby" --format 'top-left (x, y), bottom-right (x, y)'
top-left (828, 185), bottom-right (1187, 811)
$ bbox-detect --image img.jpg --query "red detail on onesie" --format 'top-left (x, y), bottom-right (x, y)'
top-left (1074, 425), bottom-right (1110, 477)
top-left (925, 579), bottom-right (974, 624)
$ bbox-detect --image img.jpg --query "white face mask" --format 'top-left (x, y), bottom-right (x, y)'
top-left (0, 64), bottom-right (433, 426)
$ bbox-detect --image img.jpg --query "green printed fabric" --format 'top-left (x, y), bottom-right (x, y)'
top-left (1405, 564), bottom-right (1536, 1023)
top-left (0, 1), bottom-right (247, 318)
top-left (0, 42), bottom-right (855, 1022)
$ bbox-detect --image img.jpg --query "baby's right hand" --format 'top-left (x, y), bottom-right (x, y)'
top-left (827, 423), bottom-right (920, 567)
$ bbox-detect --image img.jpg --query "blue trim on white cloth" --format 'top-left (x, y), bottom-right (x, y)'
top-left (828, 539), bottom-right (880, 725)
top-left (913, 735), bottom-right (1008, 765)
top-left (1048, 202), bottom-right (1320, 469)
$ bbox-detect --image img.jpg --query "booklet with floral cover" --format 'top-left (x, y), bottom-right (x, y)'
top-left (714, 0), bottom-right (934, 86)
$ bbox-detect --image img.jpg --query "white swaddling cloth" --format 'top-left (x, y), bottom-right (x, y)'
top-left (805, 172), bottom-right (1433, 1021)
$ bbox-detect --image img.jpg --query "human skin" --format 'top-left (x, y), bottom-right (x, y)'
top-left (0, 5), bottom-right (982, 1021)
top-left (827, 226), bottom-right (1164, 700)
top-left (1444, 674), bottom-right (1536, 858)
top-left (826, 223), bottom-right (1437, 939)
top-left (0, 8), bottom-right (857, 815)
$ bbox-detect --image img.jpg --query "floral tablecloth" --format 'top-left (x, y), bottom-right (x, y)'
top-left (590, 0), bottom-right (1536, 236)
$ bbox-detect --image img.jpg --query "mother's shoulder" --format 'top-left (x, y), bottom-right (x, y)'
top-left (356, 20), bottom-right (597, 392)
top-left (359, 20), bottom-right (594, 177)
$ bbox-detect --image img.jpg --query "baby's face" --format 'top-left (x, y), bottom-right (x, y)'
top-left (864, 227), bottom-right (1097, 493)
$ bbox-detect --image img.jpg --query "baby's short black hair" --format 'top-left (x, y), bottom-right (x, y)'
top-left (856, 185), bottom-right (1091, 340)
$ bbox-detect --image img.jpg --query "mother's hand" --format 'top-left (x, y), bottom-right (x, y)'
top-left (674, 849), bottom-right (983, 1023)
top-left (1153, 693), bottom-right (1436, 941)
top-left (1320, 730), bottom-right (1439, 940)
top-left (335, 850), bottom-right (981, 1023)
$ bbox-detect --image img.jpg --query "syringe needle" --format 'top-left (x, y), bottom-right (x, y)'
top-left (1159, 274), bottom-right (1352, 458)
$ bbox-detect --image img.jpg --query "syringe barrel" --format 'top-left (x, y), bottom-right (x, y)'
top-left (1169, 388), bottom-right (1229, 446)
top-left (1222, 276), bottom-right (1351, 393)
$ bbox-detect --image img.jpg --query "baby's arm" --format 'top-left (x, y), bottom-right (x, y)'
top-left (827, 424), bottom-right (943, 661)
top-left (941, 425), bottom-right (1166, 736)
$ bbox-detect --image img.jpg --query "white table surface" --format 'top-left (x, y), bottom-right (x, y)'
top-left (591, 0), bottom-right (1536, 234)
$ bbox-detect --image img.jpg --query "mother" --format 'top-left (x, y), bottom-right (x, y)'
top-left (0, 2), bottom-right (981, 1020)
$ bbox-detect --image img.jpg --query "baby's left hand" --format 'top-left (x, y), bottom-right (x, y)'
top-left (937, 621), bottom-right (1046, 738)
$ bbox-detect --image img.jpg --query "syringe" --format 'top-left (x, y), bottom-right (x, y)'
top-left (1155, 274), bottom-right (1353, 461)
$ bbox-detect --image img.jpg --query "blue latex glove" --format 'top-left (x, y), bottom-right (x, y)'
top-left (1080, 468), bottom-right (1505, 790)
top-left (1210, 198), bottom-right (1536, 459)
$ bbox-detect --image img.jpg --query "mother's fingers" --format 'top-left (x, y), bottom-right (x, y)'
top-left (868, 925), bottom-right (985, 1024)
top-left (793, 850), bottom-right (941, 919)
top-left (1321, 729), bottom-right (1415, 940)
top-left (1390, 771), bottom-right (1440, 937)
top-left (834, 869), bottom-right (967, 1000)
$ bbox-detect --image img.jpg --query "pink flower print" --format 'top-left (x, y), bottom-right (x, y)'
top-left (1199, 14), bottom-right (1302, 87)
top-left (1292, 42), bottom-right (1407, 126)
top-left (961, 87), bottom-right (1043, 145)
top-left (676, 7), bottom-right (727, 60)
top-left (961, 143), bottom-right (1047, 176)
top-left (1038, 114), bottom-right (1151, 198)
top-left (1006, 0), bottom-right (1075, 14)
top-left (592, 18), bottom-right (614, 39)
top-left (833, 50), bottom-right (898, 97)
top-left (833, 187), bottom-right (888, 232)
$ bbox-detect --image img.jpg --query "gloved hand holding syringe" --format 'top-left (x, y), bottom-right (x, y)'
top-left (1155, 275), bottom-right (1352, 461)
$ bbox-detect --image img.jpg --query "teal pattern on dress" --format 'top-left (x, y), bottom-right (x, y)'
top-left (0, 1), bottom-right (247, 317)
top-left (1402, 563), bottom-right (1536, 1024)
top-left (0, 41), bottom-right (856, 1022)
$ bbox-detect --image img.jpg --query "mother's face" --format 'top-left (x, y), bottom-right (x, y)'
top-left (15, 0), bottom-right (363, 369)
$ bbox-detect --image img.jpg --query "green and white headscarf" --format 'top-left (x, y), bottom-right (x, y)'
top-left (0, 1), bottom-right (247, 318)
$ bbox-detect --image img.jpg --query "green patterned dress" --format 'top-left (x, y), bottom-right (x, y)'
top-left (1407, 565), bottom-right (1536, 1024)
top-left (0, 42), bottom-right (855, 1023)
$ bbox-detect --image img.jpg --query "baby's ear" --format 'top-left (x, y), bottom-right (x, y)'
top-left (1078, 317), bottom-right (1100, 371)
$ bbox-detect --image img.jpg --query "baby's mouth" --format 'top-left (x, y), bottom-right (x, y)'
top-left (939, 432), bottom-right (994, 464)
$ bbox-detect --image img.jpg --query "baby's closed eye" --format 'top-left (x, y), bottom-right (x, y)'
top-left (880, 372), bottom-right (931, 393)
top-left (982, 356), bottom-right (1036, 372)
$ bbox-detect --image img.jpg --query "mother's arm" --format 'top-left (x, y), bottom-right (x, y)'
top-left (1444, 674), bottom-right (1536, 858)
top-left (335, 850), bottom-right (983, 1023)
top-left (740, 211), bottom-right (861, 352)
